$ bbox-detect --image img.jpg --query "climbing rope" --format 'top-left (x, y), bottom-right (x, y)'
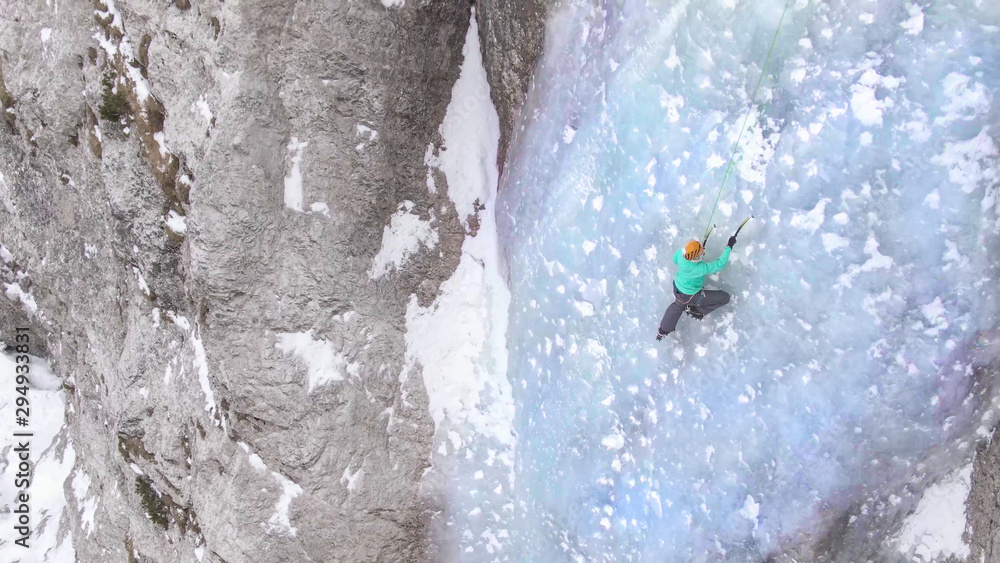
top-left (702, 0), bottom-right (794, 241)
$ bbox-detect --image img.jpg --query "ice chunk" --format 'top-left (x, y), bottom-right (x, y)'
top-left (602, 432), bottom-right (625, 450)
top-left (706, 153), bottom-right (726, 169)
top-left (936, 73), bottom-right (989, 125)
top-left (738, 495), bottom-right (760, 529)
top-left (932, 128), bottom-right (998, 194)
top-left (821, 233), bottom-right (849, 252)
top-left (789, 198), bottom-right (829, 234)
top-left (850, 73), bottom-right (888, 126)
top-left (900, 4), bottom-right (924, 35)
top-left (920, 297), bottom-right (948, 336)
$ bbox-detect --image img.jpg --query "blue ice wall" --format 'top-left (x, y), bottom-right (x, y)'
top-left (496, 0), bottom-right (1000, 560)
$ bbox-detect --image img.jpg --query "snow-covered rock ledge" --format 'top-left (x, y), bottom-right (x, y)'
top-left (402, 11), bottom-right (517, 558)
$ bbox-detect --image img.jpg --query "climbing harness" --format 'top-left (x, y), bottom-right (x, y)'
top-left (676, 289), bottom-right (707, 320)
top-left (702, 0), bottom-right (793, 242)
top-left (673, 282), bottom-right (703, 306)
top-left (676, 291), bottom-right (701, 306)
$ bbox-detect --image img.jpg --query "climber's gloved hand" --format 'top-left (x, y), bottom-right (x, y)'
top-left (727, 235), bottom-right (738, 248)
top-left (656, 329), bottom-right (668, 341)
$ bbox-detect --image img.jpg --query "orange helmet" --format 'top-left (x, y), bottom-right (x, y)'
top-left (683, 240), bottom-right (703, 260)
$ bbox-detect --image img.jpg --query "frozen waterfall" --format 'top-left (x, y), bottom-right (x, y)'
top-left (493, 0), bottom-right (1000, 560)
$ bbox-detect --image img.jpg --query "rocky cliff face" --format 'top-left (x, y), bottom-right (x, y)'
top-left (0, 0), bottom-right (543, 561)
top-left (476, 0), bottom-right (547, 176)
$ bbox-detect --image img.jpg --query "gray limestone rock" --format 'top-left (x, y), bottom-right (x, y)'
top-left (476, 0), bottom-right (549, 177)
top-left (0, 0), bottom-right (504, 560)
top-left (963, 392), bottom-right (1000, 563)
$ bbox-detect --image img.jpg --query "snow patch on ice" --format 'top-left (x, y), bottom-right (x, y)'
top-left (602, 432), bottom-right (625, 450)
top-left (849, 66), bottom-right (899, 127)
top-left (790, 198), bottom-right (829, 234)
top-left (706, 153), bottom-right (726, 169)
top-left (575, 301), bottom-right (595, 316)
top-left (665, 45), bottom-right (681, 70)
top-left (900, 4), bottom-right (924, 35)
top-left (932, 127), bottom-right (998, 195)
top-left (838, 235), bottom-right (895, 288)
top-left (660, 92), bottom-right (685, 123)
top-left (736, 115), bottom-right (779, 184)
top-left (920, 297), bottom-right (949, 337)
top-left (563, 125), bottom-right (577, 144)
top-left (821, 233), bottom-right (849, 252)
top-left (738, 495), bottom-right (759, 529)
top-left (898, 108), bottom-right (931, 143)
top-left (924, 190), bottom-right (940, 209)
top-left (936, 73), bottom-right (989, 126)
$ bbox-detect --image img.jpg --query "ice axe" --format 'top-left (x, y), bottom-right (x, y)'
top-left (703, 215), bottom-right (752, 249)
top-left (733, 215), bottom-right (753, 238)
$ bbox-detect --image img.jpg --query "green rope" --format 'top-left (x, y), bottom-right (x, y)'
top-left (703, 0), bottom-right (793, 241)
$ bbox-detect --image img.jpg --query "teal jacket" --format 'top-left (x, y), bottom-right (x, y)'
top-left (673, 246), bottom-right (731, 295)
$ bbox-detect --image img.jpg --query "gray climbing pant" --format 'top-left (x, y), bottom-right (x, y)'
top-left (658, 282), bottom-right (731, 334)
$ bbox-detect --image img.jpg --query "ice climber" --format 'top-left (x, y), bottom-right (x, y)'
top-left (656, 235), bottom-right (738, 340)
